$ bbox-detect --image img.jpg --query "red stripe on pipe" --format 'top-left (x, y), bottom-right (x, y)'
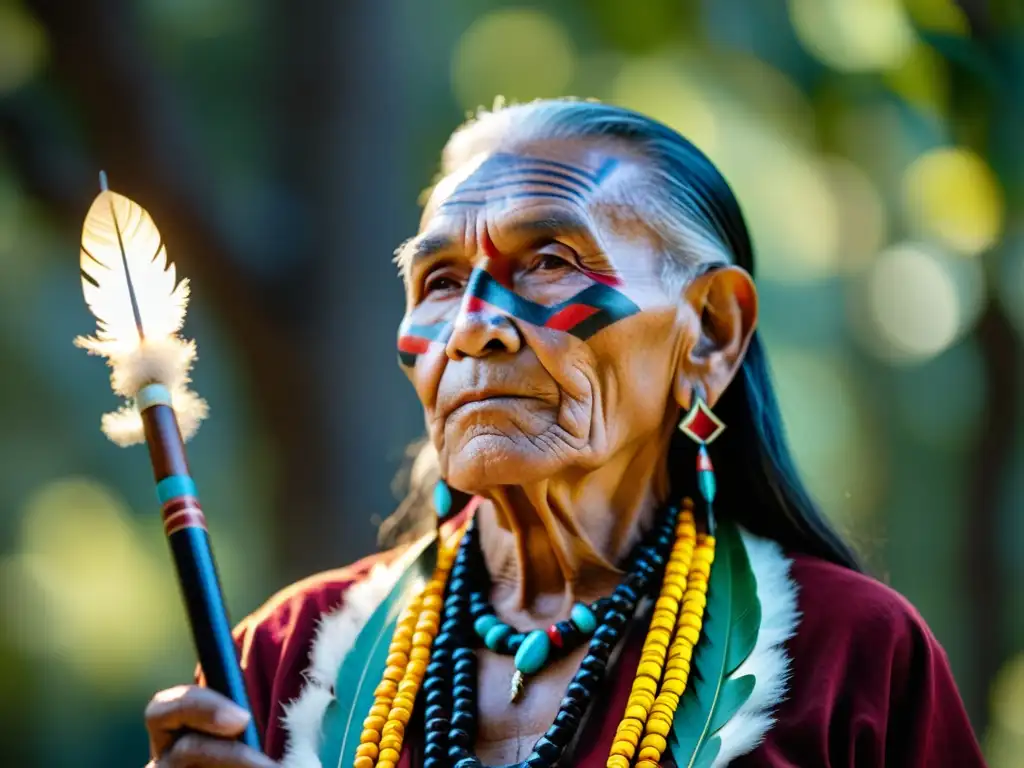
top-left (164, 508), bottom-right (208, 536)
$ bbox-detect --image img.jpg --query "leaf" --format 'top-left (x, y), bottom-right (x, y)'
top-left (671, 520), bottom-right (762, 768)
top-left (318, 535), bottom-right (438, 768)
top-left (76, 189), bottom-right (189, 356)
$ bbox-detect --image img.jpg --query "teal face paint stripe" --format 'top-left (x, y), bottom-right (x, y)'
top-left (157, 475), bottom-right (198, 504)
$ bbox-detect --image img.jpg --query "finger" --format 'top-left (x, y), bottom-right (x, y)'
top-left (156, 733), bottom-right (277, 768)
top-left (146, 685), bottom-right (252, 757)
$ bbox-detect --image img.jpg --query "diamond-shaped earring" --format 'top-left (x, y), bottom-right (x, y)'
top-left (679, 389), bottom-right (724, 531)
top-left (679, 395), bottom-right (726, 445)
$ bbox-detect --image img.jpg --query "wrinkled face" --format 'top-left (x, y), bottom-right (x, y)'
top-left (396, 141), bottom-right (687, 492)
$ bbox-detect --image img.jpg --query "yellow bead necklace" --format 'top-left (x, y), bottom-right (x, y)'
top-left (353, 501), bottom-right (713, 768)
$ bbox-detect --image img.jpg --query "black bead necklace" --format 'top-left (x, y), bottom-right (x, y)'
top-left (423, 504), bottom-right (682, 768)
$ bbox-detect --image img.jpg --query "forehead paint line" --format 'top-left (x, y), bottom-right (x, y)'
top-left (440, 192), bottom-right (580, 209)
top-left (439, 154), bottom-right (619, 210)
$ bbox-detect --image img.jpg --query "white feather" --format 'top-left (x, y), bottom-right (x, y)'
top-left (74, 190), bottom-right (207, 445)
top-left (711, 529), bottom-right (801, 766)
top-left (280, 536), bottom-right (435, 768)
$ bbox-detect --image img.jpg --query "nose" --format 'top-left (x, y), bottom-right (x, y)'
top-left (445, 280), bottom-right (522, 360)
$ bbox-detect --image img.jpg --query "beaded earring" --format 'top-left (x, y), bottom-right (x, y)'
top-left (677, 385), bottom-right (725, 533)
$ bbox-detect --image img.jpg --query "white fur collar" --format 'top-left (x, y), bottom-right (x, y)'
top-left (280, 528), bottom-right (799, 767)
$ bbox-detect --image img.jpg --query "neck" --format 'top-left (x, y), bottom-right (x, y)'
top-left (476, 421), bottom-right (675, 619)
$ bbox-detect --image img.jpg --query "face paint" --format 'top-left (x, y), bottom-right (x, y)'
top-left (399, 152), bottom-right (638, 365)
top-left (463, 268), bottom-right (639, 340)
top-left (398, 320), bottom-right (451, 366)
top-left (440, 154), bottom-right (618, 210)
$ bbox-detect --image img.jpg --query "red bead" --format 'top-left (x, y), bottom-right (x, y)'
top-left (696, 444), bottom-right (714, 472)
top-left (546, 625), bottom-right (563, 648)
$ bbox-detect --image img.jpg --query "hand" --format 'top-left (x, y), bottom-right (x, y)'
top-left (145, 685), bottom-right (277, 767)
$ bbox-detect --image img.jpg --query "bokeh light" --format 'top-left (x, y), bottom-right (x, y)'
top-left (451, 9), bottom-right (576, 111)
top-left (818, 156), bottom-right (888, 274)
top-left (725, 133), bottom-right (842, 282)
top-left (903, 147), bottom-right (1004, 257)
top-left (853, 242), bottom-right (987, 364)
top-left (985, 653), bottom-right (1024, 768)
top-left (768, 344), bottom-right (882, 527)
top-left (788, 0), bottom-right (915, 72)
top-left (883, 41), bottom-right (949, 116)
top-left (608, 57), bottom-right (718, 155)
top-left (0, 0), bottom-right (46, 94)
top-left (0, 478), bottom-right (181, 692)
top-left (889, 339), bottom-right (986, 451)
top-left (996, 231), bottom-right (1024, 342)
top-left (902, 0), bottom-right (969, 34)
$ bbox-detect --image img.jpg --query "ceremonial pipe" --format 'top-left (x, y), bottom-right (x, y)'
top-left (75, 175), bottom-right (260, 751)
top-left (137, 383), bottom-right (261, 750)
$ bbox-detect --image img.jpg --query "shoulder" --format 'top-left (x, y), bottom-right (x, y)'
top-left (787, 553), bottom-right (933, 650)
top-left (234, 547), bottom-right (400, 651)
top-left (782, 551), bottom-right (951, 717)
top-left (226, 547), bottom-right (412, 760)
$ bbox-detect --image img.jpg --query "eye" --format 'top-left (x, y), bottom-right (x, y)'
top-left (529, 246), bottom-right (577, 274)
top-left (424, 273), bottom-right (462, 295)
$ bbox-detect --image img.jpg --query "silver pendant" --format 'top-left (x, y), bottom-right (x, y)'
top-left (509, 670), bottom-right (525, 703)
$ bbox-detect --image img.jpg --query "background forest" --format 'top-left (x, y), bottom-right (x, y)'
top-left (0, 0), bottom-right (1021, 765)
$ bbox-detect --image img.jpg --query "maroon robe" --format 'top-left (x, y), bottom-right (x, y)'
top-left (222, 548), bottom-right (985, 766)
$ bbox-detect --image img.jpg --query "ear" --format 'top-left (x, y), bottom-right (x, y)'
top-left (672, 265), bottom-right (758, 411)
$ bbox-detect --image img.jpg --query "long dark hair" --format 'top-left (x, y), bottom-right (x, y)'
top-left (385, 100), bottom-right (861, 571)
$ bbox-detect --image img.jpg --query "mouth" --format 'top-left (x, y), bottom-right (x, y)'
top-left (445, 392), bottom-right (534, 418)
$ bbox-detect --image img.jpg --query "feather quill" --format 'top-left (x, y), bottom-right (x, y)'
top-left (74, 176), bottom-right (207, 445)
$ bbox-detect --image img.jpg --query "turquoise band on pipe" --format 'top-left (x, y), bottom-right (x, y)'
top-left (137, 383), bottom-right (173, 411)
top-left (157, 475), bottom-right (198, 504)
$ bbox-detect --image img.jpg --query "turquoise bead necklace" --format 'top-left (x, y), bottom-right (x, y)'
top-left (456, 505), bottom-right (676, 702)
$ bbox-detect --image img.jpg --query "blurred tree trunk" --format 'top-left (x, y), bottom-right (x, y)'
top-left (268, 0), bottom-right (420, 580)
top-left (952, 0), bottom-right (1016, 731)
top-left (19, 0), bottom-right (420, 582)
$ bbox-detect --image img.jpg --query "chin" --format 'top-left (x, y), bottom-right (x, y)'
top-left (442, 429), bottom-right (569, 493)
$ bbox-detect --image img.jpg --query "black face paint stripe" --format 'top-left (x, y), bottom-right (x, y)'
top-left (465, 269), bottom-right (639, 340)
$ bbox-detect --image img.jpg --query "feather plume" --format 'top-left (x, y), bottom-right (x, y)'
top-left (74, 183), bottom-right (207, 445)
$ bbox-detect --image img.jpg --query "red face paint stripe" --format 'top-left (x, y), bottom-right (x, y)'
top-left (464, 295), bottom-right (486, 313)
top-left (482, 230), bottom-right (501, 259)
top-left (579, 268), bottom-right (623, 288)
top-left (544, 304), bottom-right (600, 331)
top-left (481, 232), bottom-right (514, 287)
top-left (398, 336), bottom-right (431, 354)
